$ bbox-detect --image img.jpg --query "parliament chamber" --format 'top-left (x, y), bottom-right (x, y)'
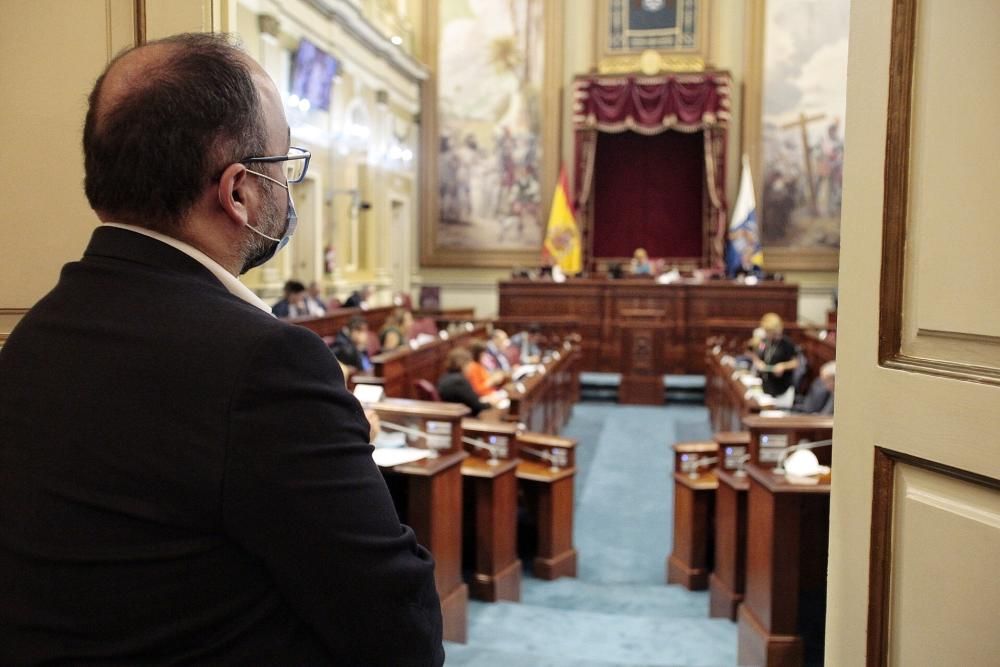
top-left (4, 0), bottom-right (999, 666)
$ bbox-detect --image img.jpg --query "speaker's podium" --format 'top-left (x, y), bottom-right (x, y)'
top-left (735, 415), bottom-right (833, 667)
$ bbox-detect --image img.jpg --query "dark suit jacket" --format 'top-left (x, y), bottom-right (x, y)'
top-left (330, 330), bottom-right (370, 371)
top-left (437, 372), bottom-right (485, 417)
top-left (0, 226), bottom-right (444, 666)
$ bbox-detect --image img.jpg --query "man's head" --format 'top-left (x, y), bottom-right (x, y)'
top-left (283, 280), bottom-right (306, 306)
top-left (819, 361), bottom-right (836, 391)
top-left (83, 33), bottom-right (295, 275)
top-left (759, 312), bottom-right (784, 341)
top-left (490, 329), bottom-right (509, 349)
top-left (347, 316), bottom-right (369, 347)
top-left (307, 281), bottom-right (322, 299)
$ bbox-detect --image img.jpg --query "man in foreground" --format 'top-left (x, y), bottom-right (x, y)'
top-left (0, 33), bottom-right (443, 665)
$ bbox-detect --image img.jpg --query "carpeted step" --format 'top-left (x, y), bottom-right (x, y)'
top-left (518, 577), bottom-right (712, 619)
top-left (448, 599), bottom-right (736, 666)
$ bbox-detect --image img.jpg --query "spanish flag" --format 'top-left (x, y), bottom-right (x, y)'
top-left (542, 166), bottom-right (582, 274)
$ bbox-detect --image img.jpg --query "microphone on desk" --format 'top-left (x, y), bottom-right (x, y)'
top-left (773, 439), bottom-right (833, 477)
top-left (731, 453), bottom-right (751, 477)
top-left (519, 444), bottom-right (565, 473)
top-left (461, 435), bottom-right (503, 466)
top-left (686, 456), bottom-right (718, 479)
top-left (379, 419), bottom-right (448, 459)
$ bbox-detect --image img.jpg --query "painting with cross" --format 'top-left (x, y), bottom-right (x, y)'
top-left (759, 0), bottom-right (850, 252)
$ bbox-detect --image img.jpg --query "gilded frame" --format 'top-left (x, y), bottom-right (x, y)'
top-left (596, 0), bottom-right (709, 74)
top-left (744, 0), bottom-right (843, 272)
top-left (419, 0), bottom-right (563, 268)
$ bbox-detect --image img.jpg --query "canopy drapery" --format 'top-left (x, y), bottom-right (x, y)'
top-left (571, 72), bottom-right (731, 268)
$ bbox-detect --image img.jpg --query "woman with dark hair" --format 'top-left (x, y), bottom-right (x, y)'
top-left (379, 307), bottom-right (414, 352)
top-left (437, 348), bottom-right (490, 416)
top-left (465, 340), bottom-right (507, 396)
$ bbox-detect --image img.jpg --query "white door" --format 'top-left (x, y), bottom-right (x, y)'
top-left (826, 1), bottom-right (1000, 665)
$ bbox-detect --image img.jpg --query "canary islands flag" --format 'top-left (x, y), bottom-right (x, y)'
top-left (725, 155), bottom-right (763, 276)
top-left (543, 166), bottom-right (582, 274)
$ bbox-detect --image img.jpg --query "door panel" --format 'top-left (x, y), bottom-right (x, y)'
top-left (827, 0), bottom-right (1000, 664)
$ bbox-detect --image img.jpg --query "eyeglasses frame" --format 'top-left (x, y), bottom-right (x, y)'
top-left (242, 146), bottom-right (311, 184)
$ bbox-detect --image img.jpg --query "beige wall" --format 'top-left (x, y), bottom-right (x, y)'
top-left (0, 1), bottom-right (231, 342)
top-left (1, 1), bottom-right (132, 340)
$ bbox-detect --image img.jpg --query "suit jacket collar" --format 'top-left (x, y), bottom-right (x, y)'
top-left (85, 224), bottom-right (220, 280)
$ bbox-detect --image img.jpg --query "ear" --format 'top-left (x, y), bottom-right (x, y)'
top-left (217, 162), bottom-right (252, 227)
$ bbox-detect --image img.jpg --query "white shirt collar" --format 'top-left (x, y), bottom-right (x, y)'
top-left (102, 222), bottom-right (273, 315)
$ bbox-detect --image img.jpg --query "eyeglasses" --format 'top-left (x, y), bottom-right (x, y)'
top-left (243, 146), bottom-right (311, 184)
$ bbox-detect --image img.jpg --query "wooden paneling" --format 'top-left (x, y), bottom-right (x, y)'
top-left (498, 279), bottom-right (798, 384)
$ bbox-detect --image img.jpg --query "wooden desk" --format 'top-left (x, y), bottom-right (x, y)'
top-left (667, 470), bottom-right (717, 590)
top-left (498, 278), bottom-right (797, 404)
top-left (737, 464), bottom-right (831, 667)
top-left (372, 324), bottom-right (488, 398)
top-left (709, 468), bottom-right (750, 621)
top-left (666, 441), bottom-right (718, 590)
top-left (516, 433), bottom-right (578, 579)
top-left (505, 342), bottom-right (581, 434)
top-left (291, 305), bottom-right (393, 339)
top-left (385, 452), bottom-right (470, 645)
top-left (744, 415), bottom-right (834, 470)
top-left (704, 348), bottom-right (765, 433)
top-left (460, 419), bottom-right (522, 602)
top-left (461, 458), bottom-right (521, 602)
top-left (372, 400), bottom-right (469, 643)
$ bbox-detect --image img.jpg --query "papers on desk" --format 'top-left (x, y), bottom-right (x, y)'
top-left (372, 431), bottom-right (407, 448)
top-left (512, 364), bottom-right (543, 382)
top-left (353, 383), bottom-right (384, 406)
top-left (739, 375), bottom-right (763, 387)
top-left (759, 409), bottom-right (790, 418)
top-left (371, 446), bottom-right (430, 468)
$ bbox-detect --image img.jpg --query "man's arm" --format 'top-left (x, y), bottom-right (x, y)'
top-left (223, 324), bottom-right (444, 666)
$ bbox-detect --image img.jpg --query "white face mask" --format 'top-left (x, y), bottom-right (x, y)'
top-left (240, 169), bottom-right (298, 273)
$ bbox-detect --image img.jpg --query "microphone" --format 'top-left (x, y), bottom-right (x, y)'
top-left (685, 456), bottom-right (719, 479)
top-left (773, 438), bottom-right (833, 476)
top-left (379, 419), bottom-right (450, 458)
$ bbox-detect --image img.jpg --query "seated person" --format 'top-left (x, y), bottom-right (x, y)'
top-left (343, 285), bottom-right (372, 309)
top-left (379, 308), bottom-right (414, 352)
top-left (437, 349), bottom-right (492, 417)
top-left (734, 327), bottom-right (766, 370)
top-left (465, 341), bottom-right (507, 397)
top-left (795, 361), bottom-right (836, 415)
top-left (330, 316), bottom-right (373, 373)
top-left (305, 281), bottom-right (327, 315)
top-left (751, 312), bottom-right (800, 398)
top-left (510, 324), bottom-right (543, 364)
top-left (483, 329), bottom-right (513, 372)
top-left (630, 247), bottom-right (653, 276)
top-left (271, 280), bottom-right (310, 319)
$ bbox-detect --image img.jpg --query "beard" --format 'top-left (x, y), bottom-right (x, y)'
top-left (239, 186), bottom-right (285, 275)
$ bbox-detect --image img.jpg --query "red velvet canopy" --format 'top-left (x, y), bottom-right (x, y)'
top-left (571, 72), bottom-right (731, 268)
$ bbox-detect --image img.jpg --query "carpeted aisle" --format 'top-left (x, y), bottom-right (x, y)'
top-left (444, 401), bottom-right (738, 666)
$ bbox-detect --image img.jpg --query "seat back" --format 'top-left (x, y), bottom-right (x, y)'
top-left (413, 378), bottom-right (442, 402)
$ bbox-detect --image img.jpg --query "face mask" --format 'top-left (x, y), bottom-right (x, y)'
top-left (240, 169), bottom-right (298, 274)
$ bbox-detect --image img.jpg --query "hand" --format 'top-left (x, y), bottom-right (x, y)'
top-left (772, 363), bottom-right (785, 377)
top-left (364, 409), bottom-right (381, 442)
top-left (752, 358), bottom-right (766, 371)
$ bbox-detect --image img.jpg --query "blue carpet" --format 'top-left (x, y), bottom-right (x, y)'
top-left (445, 403), bottom-right (737, 665)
